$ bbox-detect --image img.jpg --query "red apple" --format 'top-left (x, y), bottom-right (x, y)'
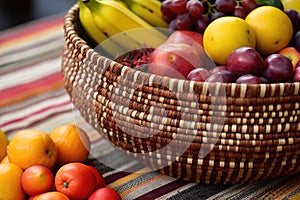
top-left (164, 30), bottom-right (211, 67)
top-left (21, 165), bottom-right (54, 196)
top-left (279, 46), bottom-right (300, 68)
top-left (149, 43), bottom-right (202, 79)
top-left (88, 188), bottom-right (121, 200)
top-left (165, 30), bottom-right (203, 47)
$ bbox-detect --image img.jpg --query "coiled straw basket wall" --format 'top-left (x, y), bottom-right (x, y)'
top-left (62, 4), bottom-right (300, 184)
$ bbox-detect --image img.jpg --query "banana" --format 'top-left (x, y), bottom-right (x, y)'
top-left (82, 0), bottom-right (168, 53)
top-left (121, 0), bottom-right (169, 28)
top-left (79, 0), bottom-right (107, 44)
top-left (79, 0), bottom-right (127, 57)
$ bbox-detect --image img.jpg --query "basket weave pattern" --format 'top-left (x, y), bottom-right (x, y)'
top-left (62, 4), bottom-right (300, 184)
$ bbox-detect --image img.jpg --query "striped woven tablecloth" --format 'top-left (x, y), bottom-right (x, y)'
top-left (1, 13), bottom-right (300, 200)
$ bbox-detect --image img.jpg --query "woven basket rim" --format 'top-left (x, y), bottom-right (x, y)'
top-left (64, 3), bottom-right (300, 97)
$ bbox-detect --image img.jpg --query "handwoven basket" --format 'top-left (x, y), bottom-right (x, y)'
top-left (62, 4), bottom-right (300, 184)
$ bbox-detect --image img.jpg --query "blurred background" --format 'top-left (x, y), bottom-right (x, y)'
top-left (0, 0), bottom-right (77, 31)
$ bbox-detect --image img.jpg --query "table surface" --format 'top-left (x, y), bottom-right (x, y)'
top-left (1, 13), bottom-right (300, 200)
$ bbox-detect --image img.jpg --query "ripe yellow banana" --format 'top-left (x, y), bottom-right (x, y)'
top-left (82, 0), bottom-right (168, 53)
top-left (121, 0), bottom-right (169, 28)
top-left (79, 0), bottom-right (107, 44)
top-left (79, 0), bottom-right (128, 57)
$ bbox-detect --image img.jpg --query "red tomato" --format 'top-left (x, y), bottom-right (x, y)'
top-left (21, 165), bottom-right (54, 196)
top-left (87, 166), bottom-right (106, 189)
top-left (55, 162), bottom-right (96, 200)
top-left (88, 187), bottom-right (122, 200)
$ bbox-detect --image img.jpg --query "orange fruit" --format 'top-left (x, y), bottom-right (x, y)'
top-left (31, 191), bottom-right (70, 200)
top-left (0, 163), bottom-right (26, 200)
top-left (0, 129), bottom-right (9, 161)
top-left (7, 130), bottom-right (58, 170)
top-left (50, 124), bottom-right (90, 166)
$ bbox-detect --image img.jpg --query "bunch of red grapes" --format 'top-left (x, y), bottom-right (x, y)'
top-left (161, 0), bottom-right (260, 33)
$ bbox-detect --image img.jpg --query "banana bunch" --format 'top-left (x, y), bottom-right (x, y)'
top-left (78, 0), bottom-right (168, 58)
top-left (121, 0), bottom-right (169, 28)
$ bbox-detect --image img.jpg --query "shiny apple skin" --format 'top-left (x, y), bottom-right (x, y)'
top-left (165, 30), bottom-right (203, 47)
top-left (149, 43), bottom-right (202, 79)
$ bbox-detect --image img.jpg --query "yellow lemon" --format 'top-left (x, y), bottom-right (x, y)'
top-left (281, 0), bottom-right (300, 12)
top-left (245, 6), bottom-right (293, 55)
top-left (0, 129), bottom-right (8, 161)
top-left (203, 16), bottom-right (256, 65)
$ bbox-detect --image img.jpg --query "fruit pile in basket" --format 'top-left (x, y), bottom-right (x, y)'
top-left (78, 0), bottom-right (300, 84)
top-left (0, 125), bottom-right (121, 200)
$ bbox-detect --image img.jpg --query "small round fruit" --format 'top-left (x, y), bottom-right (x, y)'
top-left (209, 66), bottom-right (227, 75)
top-left (295, 31), bottom-right (300, 52)
top-left (242, 0), bottom-right (259, 13)
top-left (203, 16), bottom-right (256, 65)
top-left (296, 60), bottom-right (300, 68)
top-left (263, 54), bottom-right (294, 83)
top-left (0, 129), bottom-right (8, 161)
top-left (186, 0), bottom-right (204, 18)
top-left (170, 0), bottom-right (187, 14)
top-left (245, 6), bottom-right (293, 55)
top-left (0, 163), bottom-right (26, 200)
top-left (31, 191), bottom-right (70, 200)
top-left (281, 0), bottom-right (300, 13)
top-left (55, 162), bottom-right (96, 200)
top-left (187, 68), bottom-right (210, 82)
top-left (294, 67), bottom-right (300, 82)
top-left (50, 124), bottom-right (90, 166)
top-left (7, 130), bottom-right (58, 170)
top-left (21, 165), bottom-right (54, 196)
top-left (205, 70), bottom-right (236, 83)
top-left (236, 74), bottom-right (262, 84)
top-left (88, 188), bottom-right (122, 200)
top-left (226, 46), bottom-right (264, 76)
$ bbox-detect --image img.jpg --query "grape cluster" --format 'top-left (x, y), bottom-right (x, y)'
top-left (285, 9), bottom-right (300, 52)
top-left (161, 0), bottom-right (260, 33)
